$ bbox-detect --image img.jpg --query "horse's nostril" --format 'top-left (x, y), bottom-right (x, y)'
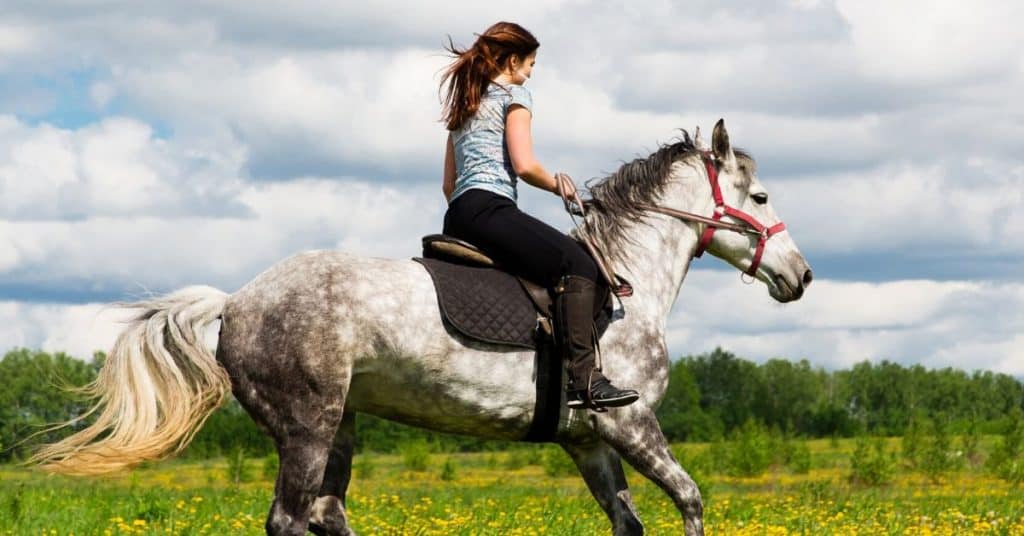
top-left (802, 269), bottom-right (814, 287)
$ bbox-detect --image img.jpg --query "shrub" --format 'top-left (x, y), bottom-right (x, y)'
top-left (849, 436), bottom-right (894, 486)
top-left (354, 455), bottom-right (377, 479)
top-left (398, 440), bottom-right (432, 472)
top-left (919, 417), bottom-right (961, 482)
top-left (3, 482), bottom-right (24, 524)
top-left (440, 457), bottom-right (456, 481)
top-left (674, 447), bottom-right (714, 503)
top-left (722, 419), bottom-right (773, 477)
top-left (960, 417), bottom-right (982, 467)
top-left (901, 414), bottom-right (924, 468)
top-left (261, 452), bottom-right (279, 481)
top-left (130, 490), bottom-right (171, 522)
top-left (225, 446), bottom-right (252, 485)
top-left (541, 446), bottom-right (578, 477)
top-left (784, 439), bottom-right (812, 474)
top-left (987, 407), bottom-right (1024, 485)
top-left (504, 448), bottom-right (538, 470)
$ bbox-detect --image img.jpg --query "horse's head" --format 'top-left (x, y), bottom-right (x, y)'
top-left (692, 120), bottom-right (812, 303)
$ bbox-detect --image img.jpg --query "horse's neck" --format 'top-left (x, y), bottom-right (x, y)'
top-left (581, 159), bottom-right (708, 328)
top-left (611, 217), bottom-right (699, 326)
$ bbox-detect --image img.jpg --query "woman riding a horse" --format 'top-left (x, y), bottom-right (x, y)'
top-left (439, 21), bottom-right (639, 410)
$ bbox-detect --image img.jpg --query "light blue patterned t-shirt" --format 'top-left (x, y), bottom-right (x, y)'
top-left (449, 83), bottom-right (533, 204)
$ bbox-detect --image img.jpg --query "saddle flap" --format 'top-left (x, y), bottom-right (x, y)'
top-left (422, 234), bottom-right (497, 267)
top-left (516, 276), bottom-right (554, 337)
top-left (413, 257), bottom-right (538, 348)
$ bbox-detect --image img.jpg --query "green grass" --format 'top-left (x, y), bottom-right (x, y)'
top-left (1, 439), bottom-right (1022, 535)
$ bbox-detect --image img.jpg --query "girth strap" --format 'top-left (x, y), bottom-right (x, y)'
top-left (523, 331), bottom-right (562, 442)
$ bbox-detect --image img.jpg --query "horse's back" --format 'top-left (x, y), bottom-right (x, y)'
top-left (215, 249), bottom-right (546, 440)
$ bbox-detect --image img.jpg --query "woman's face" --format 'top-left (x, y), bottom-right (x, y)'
top-left (507, 51), bottom-right (536, 85)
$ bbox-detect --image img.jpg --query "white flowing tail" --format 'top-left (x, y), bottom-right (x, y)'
top-left (30, 286), bottom-right (232, 475)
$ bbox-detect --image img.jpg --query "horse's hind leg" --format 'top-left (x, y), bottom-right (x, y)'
top-left (595, 407), bottom-right (703, 536)
top-left (309, 412), bottom-right (357, 536)
top-left (265, 399), bottom-right (346, 536)
top-left (253, 363), bottom-right (349, 536)
top-left (562, 440), bottom-right (644, 536)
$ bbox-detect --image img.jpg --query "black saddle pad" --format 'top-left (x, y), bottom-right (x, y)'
top-left (413, 257), bottom-right (540, 349)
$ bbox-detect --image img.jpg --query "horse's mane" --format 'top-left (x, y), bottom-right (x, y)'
top-left (580, 131), bottom-right (699, 267)
top-left (580, 129), bottom-right (751, 267)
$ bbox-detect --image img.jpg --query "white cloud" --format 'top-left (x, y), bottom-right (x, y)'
top-left (0, 1), bottom-right (1021, 381)
top-left (0, 23), bottom-right (36, 63)
top-left (109, 48), bottom-right (451, 178)
top-left (668, 269), bottom-right (1024, 375)
top-left (836, 0), bottom-right (1024, 85)
top-left (0, 301), bottom-right (123, 359)
top-left (2, 1), bottom-right (1019, 180)
top-left (769, 157), bottom-right (1024, 255)
top-left (0, 176), bottom-right (444, 295)
top-left (0, 300), bottom-right (220, 360)
top-left (0, 115), bottom-right (248, 220)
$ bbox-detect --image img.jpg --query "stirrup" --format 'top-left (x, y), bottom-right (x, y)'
top-left (566, 372), bottom-right (638, 412)
top-left (567, 388), bottom-right (608, 412)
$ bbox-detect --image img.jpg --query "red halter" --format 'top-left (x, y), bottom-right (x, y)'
top-left (692, 152), bottom-right (786, 276)
top-left (559, 151), bottom-right (786, 295)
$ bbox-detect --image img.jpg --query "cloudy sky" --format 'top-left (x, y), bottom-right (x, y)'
top-left (1, 1), bottom-right (1021, 376)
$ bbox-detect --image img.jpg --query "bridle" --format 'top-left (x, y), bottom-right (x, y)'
top-left (637, 151), bottom-right (786, 278)
top-left (556, 151), bottom-right (786, 299)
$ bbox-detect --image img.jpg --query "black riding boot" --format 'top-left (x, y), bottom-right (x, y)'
top-left (554, 275), bottom-right (640, 409)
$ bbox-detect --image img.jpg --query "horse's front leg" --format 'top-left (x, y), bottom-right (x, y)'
top-left (562, 439), bottom-right (644, 535)
top-left (593, 406), bottom-right (704, 536)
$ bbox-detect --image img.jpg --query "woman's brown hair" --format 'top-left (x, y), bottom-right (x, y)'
top-left (440, 22), bottom-right (539, 131)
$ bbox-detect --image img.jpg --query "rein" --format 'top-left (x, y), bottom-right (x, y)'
top-left (555, 173), bottom-right (634, 301)
top-left (556, 151), bottom-right (786, 292)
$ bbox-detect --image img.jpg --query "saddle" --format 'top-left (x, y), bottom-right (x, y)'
top-left (413, 234), bottom-right (613, 349)
top-left (412, 234), bottom-right (615, 442)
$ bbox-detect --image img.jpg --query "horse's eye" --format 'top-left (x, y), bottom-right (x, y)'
top-left (752, 192), bottom-right (768, 205)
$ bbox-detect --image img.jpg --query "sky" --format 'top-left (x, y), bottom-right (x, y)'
top-left (0, 1), bottom-right (1021, 376)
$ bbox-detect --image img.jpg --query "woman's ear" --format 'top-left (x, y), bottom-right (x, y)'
top-left (507, 55), bottom-right (521, 71)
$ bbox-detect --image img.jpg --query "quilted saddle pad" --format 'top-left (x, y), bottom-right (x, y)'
top-left (413, 257), bottom-right (541, 349)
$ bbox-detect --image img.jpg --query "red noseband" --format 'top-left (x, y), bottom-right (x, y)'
top-left (692, 152), bottom-right (786, 277)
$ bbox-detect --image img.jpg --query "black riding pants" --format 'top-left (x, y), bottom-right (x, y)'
top-left (443, 188), bottom-right (599, 288)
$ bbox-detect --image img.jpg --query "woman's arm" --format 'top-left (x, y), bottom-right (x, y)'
top-left (506, 105), bottom-right (574, 196)
top-left (442, 133), bottom-right (456, 201)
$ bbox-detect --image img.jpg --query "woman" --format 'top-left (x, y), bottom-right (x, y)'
top-left (439, 21), bottom-right (638, 410)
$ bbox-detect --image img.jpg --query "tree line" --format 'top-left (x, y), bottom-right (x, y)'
top-left (1, 347), bottom-right (1022, 461)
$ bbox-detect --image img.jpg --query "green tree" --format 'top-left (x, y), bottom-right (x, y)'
top-left (0, 348), bottom-right (98, 462)
top-left (657, 360), bottom-right (721, 441)
top-left (987, 407), bottom-right (1024, 485)
top-left (684, 348), bottom-right (762, 433)
top-left (918, 416), bottom-right (960, 482)
top-left (753, 359), bottom-right (822, 433)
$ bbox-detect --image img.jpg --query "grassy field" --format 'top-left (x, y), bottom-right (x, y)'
top-left (1, 438), bottom-right (1022, 535)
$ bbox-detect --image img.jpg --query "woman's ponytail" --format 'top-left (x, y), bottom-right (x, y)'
top-left (440, 22), bottom-right (539, 131)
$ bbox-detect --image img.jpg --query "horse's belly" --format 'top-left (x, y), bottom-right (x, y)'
top-left (345, 348), bottom-right (539, 441)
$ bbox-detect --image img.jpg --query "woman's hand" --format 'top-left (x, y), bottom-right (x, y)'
top-left (553, 172), bottom-right (578, 198)
top-left (554, 172), bottom-right (586, 215)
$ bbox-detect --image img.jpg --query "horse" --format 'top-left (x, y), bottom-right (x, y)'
top-left (32, 120), bottom-right (812, 536)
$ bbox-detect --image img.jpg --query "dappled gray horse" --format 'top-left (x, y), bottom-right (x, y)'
top-left (33, 120), bottom-right (811, 535)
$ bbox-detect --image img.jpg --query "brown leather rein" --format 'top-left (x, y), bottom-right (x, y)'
top-left (632, 204), bottom-right (763, 237)
top-left (555, 153), bottom-right (783, 299)
top-left (555, 172), bottom-right (634, 300)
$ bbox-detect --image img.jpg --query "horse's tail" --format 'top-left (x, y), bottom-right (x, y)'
top-left (29, 285), bottom-right (232, 475)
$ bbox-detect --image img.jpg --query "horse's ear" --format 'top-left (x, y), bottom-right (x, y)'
top-left (712, 118), bottom-right (736, 168)
top-left (694, 126), bottom-right (708, 151)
